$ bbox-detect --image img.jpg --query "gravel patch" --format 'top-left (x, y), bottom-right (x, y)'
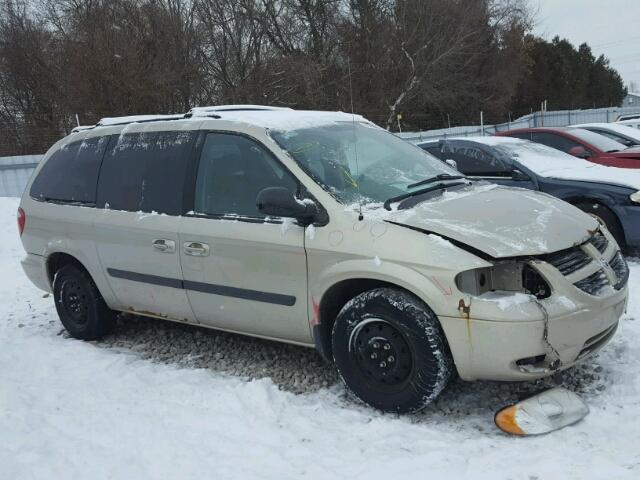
top-left (92, 312), bottom-right (612, 418)
top-left (98, 314), bottom-right (339, 394)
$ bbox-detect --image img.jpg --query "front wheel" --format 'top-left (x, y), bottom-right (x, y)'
top-left (331, 288), bottom-right (453, 413)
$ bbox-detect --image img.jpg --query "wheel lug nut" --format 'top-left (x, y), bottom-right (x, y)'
top-left (383, 343), bottom-right (391, 350)
top-left (388, 355), bottom-right (395, 363)
top-left (372, 342), bottom-right (380, 349)
top-left (370, 352), bottom-right (378, 359)
top-left (379, 361), bottom-right (387, 368)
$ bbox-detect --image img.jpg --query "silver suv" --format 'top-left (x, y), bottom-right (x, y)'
top-left (19, 106), bottom-right (629, 413)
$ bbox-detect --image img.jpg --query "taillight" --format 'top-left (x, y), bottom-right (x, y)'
top-left (17, 207), bottom-right (25, 236)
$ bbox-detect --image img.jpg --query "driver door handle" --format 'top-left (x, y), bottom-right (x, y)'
top-left (183, 241), bottom-right (210, 257)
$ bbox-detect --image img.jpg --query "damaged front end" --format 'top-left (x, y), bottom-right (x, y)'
top-left (444, 228), bottom-right (629, 380)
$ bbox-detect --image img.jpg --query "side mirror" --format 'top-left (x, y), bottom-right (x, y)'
top-left (511, 169), bottom-right (530, 181)
top-left (256, 187), bottom-right (317, 223)
top-left (444, 158), bottom-right (458, 170)
top-left (568, 146), bottom-right (590, 159)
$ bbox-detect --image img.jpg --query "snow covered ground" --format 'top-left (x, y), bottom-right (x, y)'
top-left (1, 195), bottom-right (638, 479)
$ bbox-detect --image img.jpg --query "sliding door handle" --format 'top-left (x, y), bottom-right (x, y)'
top-left (183, 241), bottom-right (210, 257)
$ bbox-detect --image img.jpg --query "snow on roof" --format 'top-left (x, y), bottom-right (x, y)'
top-left (202, 109), bottom-right (373, 131)
top-left (187, 105), bottom-right (292, 115)
top-left (70, 125), bottom-right (94, 133)
top-left (84, 106), bottom-right (373, 132)
top-left (434, 136), bottom-right (640, 191)
top-left (447, 135), bottom-right (523, 146)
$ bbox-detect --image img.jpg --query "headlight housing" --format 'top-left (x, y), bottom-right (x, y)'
top-left (456, 261), bottom-right (551, 299)
top-left (631, 191), bottom-right (640, 204)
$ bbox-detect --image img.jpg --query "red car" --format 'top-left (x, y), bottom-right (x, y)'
top-left (495, 127), bottom-right (640, 168)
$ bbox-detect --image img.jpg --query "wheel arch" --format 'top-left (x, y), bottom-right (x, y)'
top-left (46, 252), bottom-right (89, 285)
top-left (44, 250), bottom-right (119, 309)
top-left (562, 195), bottom-right (626, 245)
top-left (313, 269), bottom-right (452, 362)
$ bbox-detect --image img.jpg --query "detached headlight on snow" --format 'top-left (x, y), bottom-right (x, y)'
top-left (631, 191), bottom-right (640, 204)
top-left (456, 261), bottom-right (551, 299)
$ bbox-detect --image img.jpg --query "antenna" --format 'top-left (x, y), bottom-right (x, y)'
top-left (347, 59), bottom-right (363, 221)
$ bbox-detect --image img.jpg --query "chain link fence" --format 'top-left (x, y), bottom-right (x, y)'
top-left (397, 105), bottom-right (640, 142)
top-left (0, 155), bottom-right (41, 197)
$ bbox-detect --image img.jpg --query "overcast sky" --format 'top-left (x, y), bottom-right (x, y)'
top-left (531, 0), bottom-right (640, 92)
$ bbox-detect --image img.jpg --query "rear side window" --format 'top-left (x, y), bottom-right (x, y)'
top-left (531, 132), bottom-right (586, 155)
top-left (97, 131), bottom-right (195, 215)
top-left (30, 136), bottom-right (108, 204)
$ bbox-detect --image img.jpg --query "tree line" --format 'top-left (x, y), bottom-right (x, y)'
top-left (0, 0), bottom-right (627, 155)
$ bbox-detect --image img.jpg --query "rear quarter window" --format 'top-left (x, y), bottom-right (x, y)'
top-left (30, 136), bottom-right (109, 204)
top-left (96, 131), bottom-right (195, 215)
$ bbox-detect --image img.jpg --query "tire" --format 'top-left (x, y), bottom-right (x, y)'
top-left (331, 287), bottom-right (453, 413)
top-left (574, 202), bottom-right (624, 247)
top-left (53, 264), bottom-right (117, 340)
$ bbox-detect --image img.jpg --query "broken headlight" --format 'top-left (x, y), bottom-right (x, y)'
top-left (455, 262), bottom-right (551, 299)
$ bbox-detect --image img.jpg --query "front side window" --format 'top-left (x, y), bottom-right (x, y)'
top-left (271, 122), bottom-right (456, 204)
top-left (440, 144), bottom-right (510, 176)
top-left (194, 133), bottom-right (298, 218)
top-left (97, 131), bottom-right (195, 215)
top-left (30, 136), bottom-right (108, 204)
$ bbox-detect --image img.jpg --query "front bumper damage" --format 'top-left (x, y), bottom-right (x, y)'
top-left (438, 229), bottom-right (629, 381)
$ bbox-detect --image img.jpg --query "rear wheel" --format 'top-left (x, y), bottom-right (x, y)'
top-left (331, 288), bottom-right (452, 413)
top-left (574, 202), bottom-right (624, 247)
top-left (53, 264), bottom-right (116, 340)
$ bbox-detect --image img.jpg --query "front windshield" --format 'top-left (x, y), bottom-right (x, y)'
top-left (569, 128), bottom-right (627, 152)
top-left (271, 122), bottom-right (458, 204)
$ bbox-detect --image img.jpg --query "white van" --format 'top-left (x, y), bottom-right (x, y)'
top-left (18, 106), bottom-right (629, 412)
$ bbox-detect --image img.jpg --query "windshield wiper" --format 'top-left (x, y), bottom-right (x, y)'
top-left (406, 173), bottom-right (466, 189)
top-left (383, 181), bottom-right (468, 211)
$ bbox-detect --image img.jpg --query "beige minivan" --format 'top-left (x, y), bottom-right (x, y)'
top-left (19, 106), bottom-right (629, 413)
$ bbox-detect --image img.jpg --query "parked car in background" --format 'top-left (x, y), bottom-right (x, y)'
top-left (496, 127), bottom-right (640, 168)
top-left (618, 119), bottom-right (640, 130)
top-left (616, 113), bottom-right (640, 122)
top-left (18, 106), bottom-right (629, 413)
top-left (418, 136), bottom-right (640, 249)
top-left (572, 123), bottom-right (640, 148)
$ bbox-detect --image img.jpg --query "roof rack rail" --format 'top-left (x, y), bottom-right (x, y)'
top-left (186, 105), bottom-right (292, 118)
top-left (95, 114), bottom-right (185, 127)
top-left (85, 105), bottom-right (294, 130)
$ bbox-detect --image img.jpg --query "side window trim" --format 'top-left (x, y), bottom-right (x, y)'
top-left (185, 129), bottom-right (326, 225)
top-left (94, 134), bottom-right (118, 208)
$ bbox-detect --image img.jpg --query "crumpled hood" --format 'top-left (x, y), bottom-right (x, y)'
top-left (388, 184), bottom-right (598, 258)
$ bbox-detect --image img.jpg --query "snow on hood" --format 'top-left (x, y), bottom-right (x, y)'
top-left (379, 183), bottom-right (598, 258)
top-left (469, 137), bottom-right (640, 191)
